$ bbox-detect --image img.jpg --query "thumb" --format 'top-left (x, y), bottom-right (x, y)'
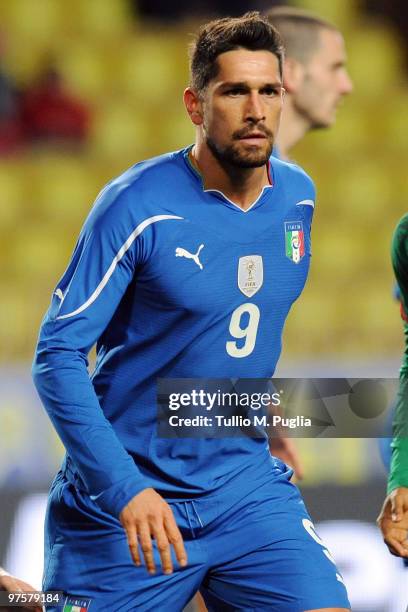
top-left (391, 494), bottom-right (403, 522)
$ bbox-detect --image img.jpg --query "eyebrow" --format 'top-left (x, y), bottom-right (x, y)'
top-left (331, 60), bottom-right (347, 68)
top-left (218, 81), bottom-right (283, 90)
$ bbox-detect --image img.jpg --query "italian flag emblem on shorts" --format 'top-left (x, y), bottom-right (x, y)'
top-left (63, 596), bottom-right (92, 611)
top-left (285, 221), bottom-right (305, 264)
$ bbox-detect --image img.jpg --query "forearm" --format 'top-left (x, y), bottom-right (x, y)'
top-left (388, 440), bottom-right (408, 493)
top-left (33, 344), bottom-right (148, 517)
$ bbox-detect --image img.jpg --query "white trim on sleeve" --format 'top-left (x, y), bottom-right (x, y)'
top-left (296, 199), bottom-right (314, 208)
top-left (56, 214), bottom-right (183, 320)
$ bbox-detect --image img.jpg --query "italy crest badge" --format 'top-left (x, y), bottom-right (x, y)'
top-left (63, 595), bottom-right (92, 611)
top-left (284, 221), bottom-right (305, 264)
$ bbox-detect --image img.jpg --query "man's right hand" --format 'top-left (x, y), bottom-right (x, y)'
top-left (119, 488), bottom-right (187, 575)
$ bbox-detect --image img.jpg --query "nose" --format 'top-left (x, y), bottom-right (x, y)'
top-left (340, 70), bottom-right (353, 95)
top-left (245, 91), bottom-right (266, 122)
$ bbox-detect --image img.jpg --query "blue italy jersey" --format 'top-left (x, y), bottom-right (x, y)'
top-left (33, 146), bottom-right (315, 518)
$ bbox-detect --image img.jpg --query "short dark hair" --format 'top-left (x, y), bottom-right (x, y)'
top-left (190, 11), bottom-right (284, 93)
top-left (266, 6), bottom-right (337, 63)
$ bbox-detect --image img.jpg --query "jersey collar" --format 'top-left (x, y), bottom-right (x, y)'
top-left (183, 145), bottom-right (274, 213)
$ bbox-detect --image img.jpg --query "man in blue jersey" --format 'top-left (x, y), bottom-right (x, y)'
top-left (33, 12), bottom-right (350, 612)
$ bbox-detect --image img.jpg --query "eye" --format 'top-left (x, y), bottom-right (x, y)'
top-left (262, 86), bottom-right (280, 97)
top-left (224, 87), bottom-right (247, 96)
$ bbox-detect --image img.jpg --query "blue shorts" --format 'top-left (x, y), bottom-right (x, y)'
top-left (43, 462), bottom-right (350, 611)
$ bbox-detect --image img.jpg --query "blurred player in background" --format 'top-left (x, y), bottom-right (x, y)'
top-left (263, 6), bottom-right (352, 481)
top-left (377, 214), bottom-right (408, 559)
top-left (33, 12), bottom-right (350, 612)
top-left (266, 6), bottom-right (353, 161)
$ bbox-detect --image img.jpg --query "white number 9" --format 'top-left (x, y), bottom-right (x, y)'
top-left (226, 303), bottom-right (260, 358)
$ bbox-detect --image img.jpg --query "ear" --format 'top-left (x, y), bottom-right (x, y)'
top-left (184, 87), bottom-right (203, 126)
top-left (282, 57), bottom-right (305, 94)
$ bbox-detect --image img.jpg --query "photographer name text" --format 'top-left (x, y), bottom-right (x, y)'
top-left (168, 415), bottom-right (312, 428)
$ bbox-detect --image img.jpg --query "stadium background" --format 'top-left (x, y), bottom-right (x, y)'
top-left (0, 0), bottom-right (407, 609)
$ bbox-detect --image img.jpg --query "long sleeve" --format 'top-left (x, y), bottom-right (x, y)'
top-left (32, 181), bottom-right (150, 518)
top-left (388, 214), bottom-right (408, 493)
top-left (387, 372), bottom-right (408, 493)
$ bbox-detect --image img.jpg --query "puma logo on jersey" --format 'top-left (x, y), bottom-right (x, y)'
top-left (175, 244), bottom-right (204, 270)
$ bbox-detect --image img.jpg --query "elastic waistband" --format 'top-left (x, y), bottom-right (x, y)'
top-left (59, 452), bottom-right (291, 508)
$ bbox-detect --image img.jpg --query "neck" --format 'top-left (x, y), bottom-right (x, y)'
top-left (192, 138), bottom-right (270, 211)
top-left (275, 96), bottom-right (310, 161)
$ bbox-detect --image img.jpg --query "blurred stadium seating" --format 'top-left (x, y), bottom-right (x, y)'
top-left (0, 0), bottom-right (406, 364)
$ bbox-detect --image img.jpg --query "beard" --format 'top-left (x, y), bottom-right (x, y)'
top-left (205, 129), bottom-right (274, 169)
